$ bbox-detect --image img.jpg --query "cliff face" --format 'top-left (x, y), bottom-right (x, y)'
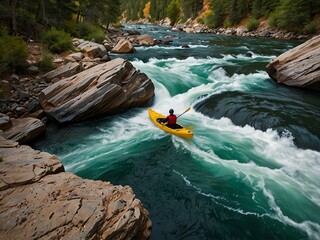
top-left (0, 136), bottom-right (152, 239)
top-left (266, 35), bottom-right (320, 91)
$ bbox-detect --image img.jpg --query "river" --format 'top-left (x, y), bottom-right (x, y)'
top-left (32, 24), bottom-right (320, 240)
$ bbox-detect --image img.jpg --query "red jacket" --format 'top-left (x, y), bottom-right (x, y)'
top-left (167, 114), bottom-right (177, 124)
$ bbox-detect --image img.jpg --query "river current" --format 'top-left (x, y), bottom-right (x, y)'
top-left (33, 24), bottom-right (320, 240)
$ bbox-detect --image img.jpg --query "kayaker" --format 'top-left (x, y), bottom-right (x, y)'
top-left (161, 109), bottom-right (178, 129)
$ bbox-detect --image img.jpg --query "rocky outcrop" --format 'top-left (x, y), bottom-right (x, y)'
top-left (39, 58), bottom-right (154, 123)
top-left (266, 35), bottom-right (320, 90)
top-left (0, 136), bottom-right (152, 239)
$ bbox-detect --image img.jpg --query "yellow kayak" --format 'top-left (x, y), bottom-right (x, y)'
top-left (148, 108), bottom-right (193, 139)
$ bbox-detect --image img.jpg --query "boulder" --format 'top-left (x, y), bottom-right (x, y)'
top-left (2, 117), bottom-right (45, 144)
top-left (134, 34), bottom-right (155, 46)
top-left (266, 35), bottom-right (320, 90)
top-left (77, 41), bottom-right (108, 58)
top-left (111, 39), bottom-right (136, 53)
top-left (43, 62), bottom-right (80, 82)
top-left (0, 137), bottom-right (152, 239)
top-left (39, 58), bottom-right (154, 123)
top-left (111, 38), bottom-right (136, 53)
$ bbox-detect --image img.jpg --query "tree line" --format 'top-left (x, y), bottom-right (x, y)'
top-left (0, 0), bottom-right (121, 39)
top-left (121, 0), bottom-right (320, 33)
top-left (1, 0), bottom-right (319, 37)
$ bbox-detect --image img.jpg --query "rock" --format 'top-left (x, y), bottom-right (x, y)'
top-left (10, 73), bottom-right (19, 81)
top-left (134, 34), bottom-right (155, 46)
top-left (28, 99), bottom-right (41, 112)
top-left (266, 35), bottom-right (320, 91)
top-left (42, 62), bottom-right (80, 82)
top-left (0, 138), bottom-right (152, 239)
top-left (184, 27), bottom-right (194, 33)
top-left (171, 27), bottom-right (181, 32)
top-left (63, 55), bottom-right (77, 64)
top-left (39, 58), bottom-right (154, 123)
top-left (68, 52), bottom-right (83, 61)
top-left (2, 117), bottom-right (45, 144)
top-left (0, 80), bottom-right (12, 96)
top-left (28, 65), bottom-right (40, 74)
top-left (0, 114), bottom-right (11, 131)
top-left (260, 30), bottom-right (271, 37)
top-left (78, 40), bottom-right (108, 58)
top-left (181, 45), bottom-right (190, 49)
top-left (111, 39), bottom-right (136, 53)
top-left (52, 58), bottom-right (64, 64)
top-left (18, 90), bottom-right (29, 100)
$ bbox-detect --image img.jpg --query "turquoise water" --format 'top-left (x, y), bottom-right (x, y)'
top-left (33, 25), bottom-right (320, 239)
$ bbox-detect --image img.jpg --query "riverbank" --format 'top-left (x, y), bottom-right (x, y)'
top-left (126, 18), bottom-right (316, 41)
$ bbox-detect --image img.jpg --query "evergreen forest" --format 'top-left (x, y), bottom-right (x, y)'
top-left (1, 0), bottom-right (320, 39)
top-left (122, 0), bottom-right (320, 33)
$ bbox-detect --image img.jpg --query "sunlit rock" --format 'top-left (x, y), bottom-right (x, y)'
top-left (0, 137), bottom-right (152, 239)
top-left (111, 39), bottom-right (136, 53)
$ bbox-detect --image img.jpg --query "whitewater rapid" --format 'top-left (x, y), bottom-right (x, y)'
top-left (36, 41), bottom-right (320, 239)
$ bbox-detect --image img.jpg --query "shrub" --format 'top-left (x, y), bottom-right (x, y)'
top-left (197, 17), bottom-right (204, 24)
top-left (87, 26), bottom-right (105, 43)
top-left (224, 19), bottom-right (232, 28)
top-left (268, 14), bottom-right (278, 28)
top-left (76, 23), bottom-right (105, 43)
top-left (303, 22), bottom-right (317, 34)
top-left (246, 18), bottom-right (260, 31)
top-left (0, 29), bottom-right (28, 72)
top-left (38, 50), bottom-right (54, 71)
top-left (42, 27), bottom-right (73, 53)
top-left (204, 11), bottom-right (217, 28)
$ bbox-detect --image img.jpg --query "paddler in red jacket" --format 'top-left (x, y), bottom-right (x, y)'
top-left (161, 109), bottom-right (178, 129)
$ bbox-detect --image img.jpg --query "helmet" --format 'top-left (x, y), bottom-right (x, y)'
top-left (169, 109), bottom-right (174, 114)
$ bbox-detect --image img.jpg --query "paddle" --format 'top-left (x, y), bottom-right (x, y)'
top-left (177, 107), bottom-right (191, 119)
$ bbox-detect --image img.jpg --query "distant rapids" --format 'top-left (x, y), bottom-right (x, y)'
top-left (33, 24), bottom-right (320, 240)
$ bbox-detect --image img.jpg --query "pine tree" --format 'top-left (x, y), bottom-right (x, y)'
top-left (271, 0), bottom-right (313, 31)
top-left (167, 0), bottom-right (180, 26)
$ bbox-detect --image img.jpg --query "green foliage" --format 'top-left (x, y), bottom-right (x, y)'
top-left (76, 22), bottom-right (105, 43)
top-left (246, 18), bottom-right (260, 31)
top-left (0, 29), bottom-right (28, 72)
top-left (38, 51), bottom-right (54, 72)
top-left (197, 17), bottom-right (205, 24)
top-left (87, 28), bottom-right (105, 43)
top-left (209, 0), bottom-right (228, 28)
top-left (42, 27), bottom-right (73, 53)
top-left (267, 13), bottom-right (277, 28)
top-left (0, 156), bottom-right (3, 162)
top-left (267, 0), bottom-right (312, 32)
top-left (204, 11), bottom-right (217, 28)
top-left (303, 22), bottom-right (317, 34)
top-left (180, 0), bottom-right (203, 19)
top-left (167, 1), bottom-right (180, 26)
top-left (224, 19), bottom-right (232, 28)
